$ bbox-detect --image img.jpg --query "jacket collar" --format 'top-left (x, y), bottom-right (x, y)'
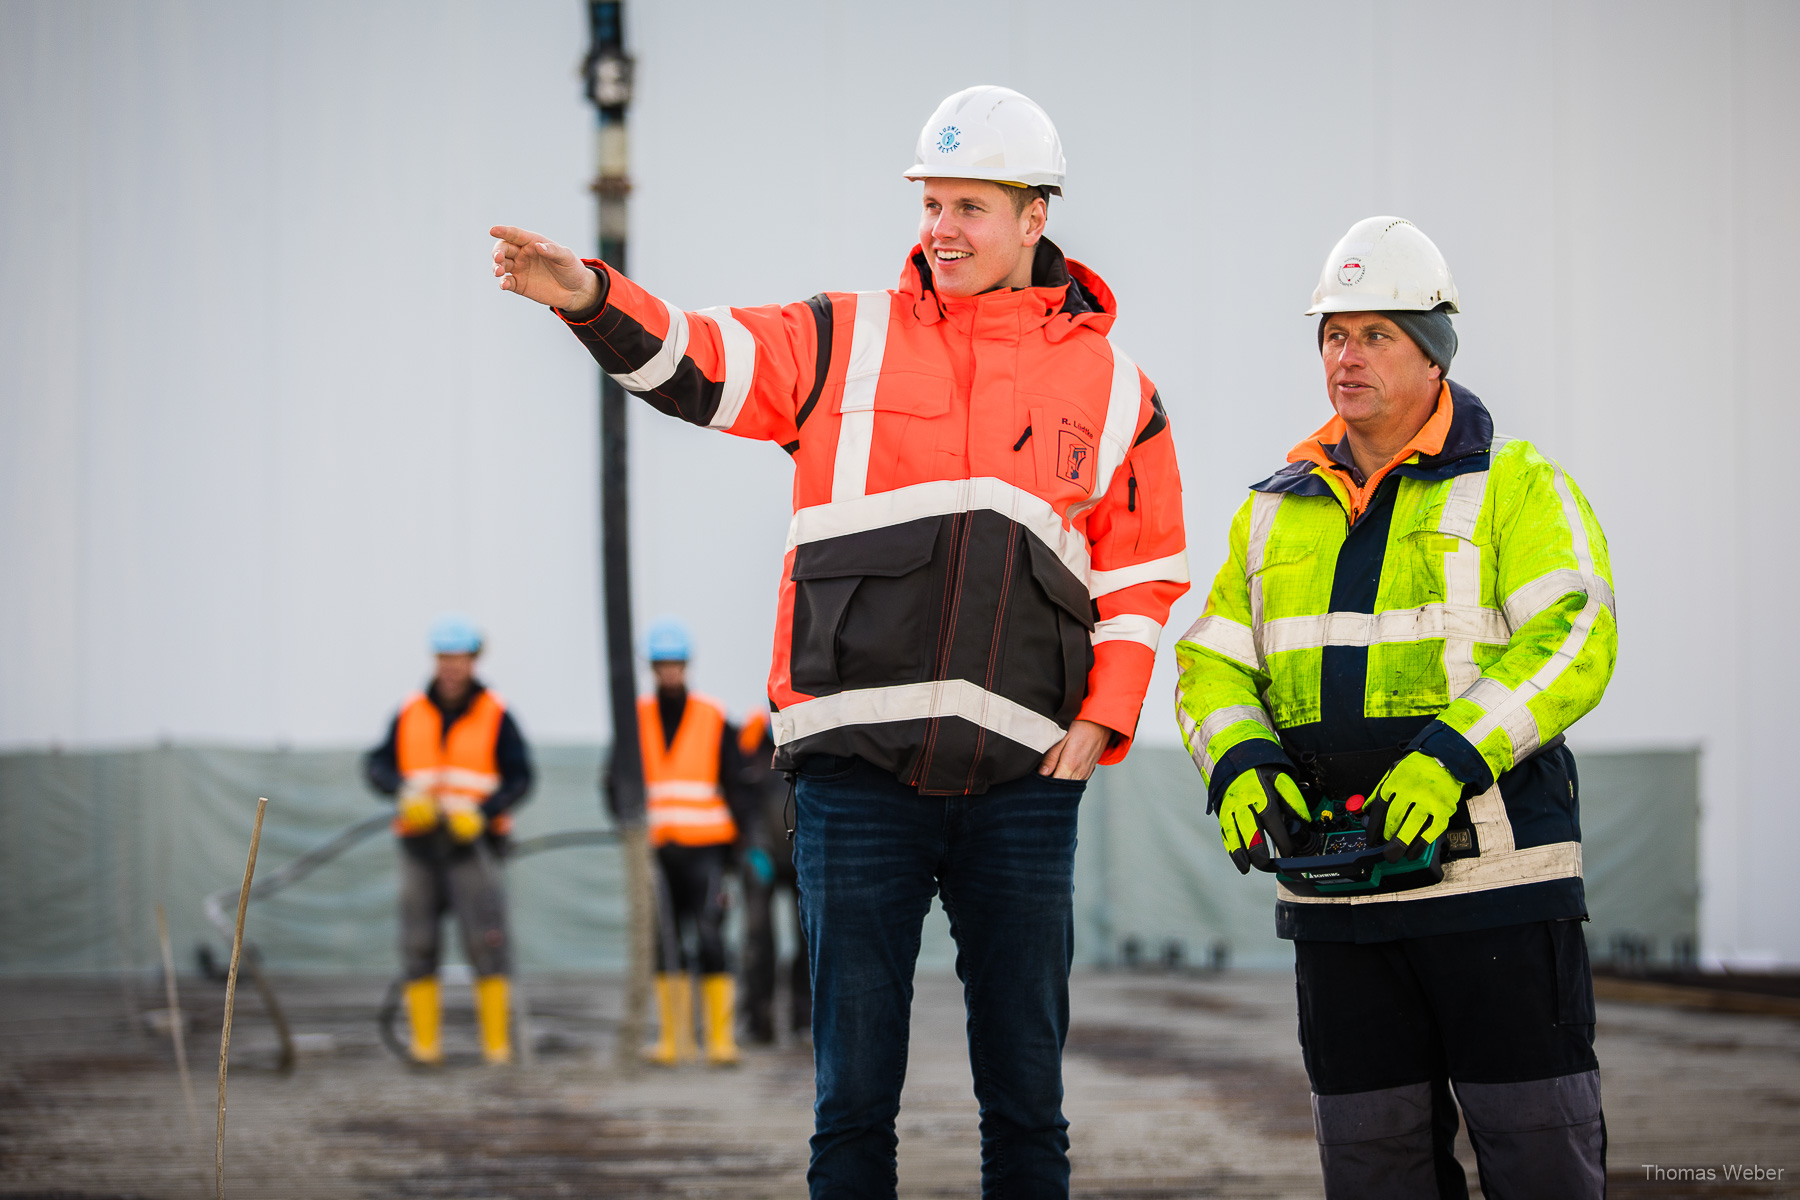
top-left (1253, 381), bottom-right (1496, 500)
top-left (426, 680), bottom-right (487, 727)
top-left (899, 237), bottom-right (1118, 339)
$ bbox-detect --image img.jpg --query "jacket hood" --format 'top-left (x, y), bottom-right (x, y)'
top-left (898, 237), bottom-right (1118, 340)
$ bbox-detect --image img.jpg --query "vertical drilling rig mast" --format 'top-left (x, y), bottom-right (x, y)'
top-left (582, 0), bottom-right (654, 1069)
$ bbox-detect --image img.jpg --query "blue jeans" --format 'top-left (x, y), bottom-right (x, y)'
top-left (793, 753), bottom-right (1084, 1199)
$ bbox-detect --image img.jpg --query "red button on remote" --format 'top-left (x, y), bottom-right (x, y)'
top-left (1345, 794), bottom-right (1366, 813)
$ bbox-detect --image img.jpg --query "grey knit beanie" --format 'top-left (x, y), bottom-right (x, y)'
top-left (1317, 308), bottom-right (1458, 376)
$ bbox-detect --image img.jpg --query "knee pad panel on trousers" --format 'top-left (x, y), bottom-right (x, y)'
top-left (1454, 1070), bottom-right (1605, 1200)
top-left (1312, 1083), bottom-right (1440, 1200)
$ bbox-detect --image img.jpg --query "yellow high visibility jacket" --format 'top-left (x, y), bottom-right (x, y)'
top-left (1174, 383), bottom-right (1617, 940)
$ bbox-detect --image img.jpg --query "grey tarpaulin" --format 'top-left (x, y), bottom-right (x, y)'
top-left (0, 745), bottom-right (1696, 975)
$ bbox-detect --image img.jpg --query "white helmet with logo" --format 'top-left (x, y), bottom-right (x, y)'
top-left (1306, 216), bottom-right (1459, 315)
top-left (903, 85), bottom-right (1066, 196)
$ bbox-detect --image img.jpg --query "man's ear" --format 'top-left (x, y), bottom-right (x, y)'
top-left (1023, 198), bottom-right (1047, 245)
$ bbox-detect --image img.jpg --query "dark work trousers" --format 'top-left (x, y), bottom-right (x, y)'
top-left (741, 783), bottom-right (812, 1041)
top-left (742, 855), bottom-right (811, 1041)
top-left (655, 842), bottom-right (730, 974)
top-left (794, 753), bottom-right (1083, 1200)
top-left (1296, 918), bottom-right (1606, 1200)
top-left (399, 836), bottom-right (511, 980)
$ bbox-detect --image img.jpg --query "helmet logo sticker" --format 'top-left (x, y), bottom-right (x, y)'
top-left (1337, 257), bottom-right (1365, 286)
top-left (937, 125), bottom-right (961, 154)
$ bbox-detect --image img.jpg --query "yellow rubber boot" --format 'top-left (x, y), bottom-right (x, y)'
top-left (474, 975), bottom-right (512, 1065)
top-left (701, 973), bottom-right (740, 1066)
top-left (404, 976), bottom-right (443, 1065)
top-left (644, 973), bottom-right (697, 1065)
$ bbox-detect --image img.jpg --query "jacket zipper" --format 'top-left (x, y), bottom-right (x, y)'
top-left (912, 509), bottom-right (970, 787)
top-left (1127, 469), bottom-right (1137, 513)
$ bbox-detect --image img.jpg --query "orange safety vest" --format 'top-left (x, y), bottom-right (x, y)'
top-left (394, 689), bottom-right (513, 836)
top-left (638, 693), bottom-right (737, 849)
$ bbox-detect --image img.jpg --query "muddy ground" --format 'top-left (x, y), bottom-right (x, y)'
top-left (2, 970), bottom-right (1796, 1198)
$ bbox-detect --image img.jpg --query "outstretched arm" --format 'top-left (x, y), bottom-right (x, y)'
top-left (488, 222), bottom-right (833, 446)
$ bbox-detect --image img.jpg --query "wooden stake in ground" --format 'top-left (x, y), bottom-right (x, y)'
top-left (215, 797), bottom-right (267, 1200)
top-left (155, 903), bottom-right (204, 1148)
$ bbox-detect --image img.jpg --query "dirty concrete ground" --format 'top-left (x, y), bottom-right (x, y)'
top-left (2, 970), bottom-right (1797, 1198)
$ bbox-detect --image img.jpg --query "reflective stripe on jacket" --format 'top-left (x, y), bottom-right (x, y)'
top-left (1173, 383), bottom-right (1617, 940)
top-left (561, 240), bottom-right (1189, 795)
top-left (639, 693), bottom-right (738, 848)
top-left (395, 689), bottom-right (511, 836)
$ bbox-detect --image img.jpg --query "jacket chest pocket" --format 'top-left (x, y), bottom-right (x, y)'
top-left (1249, 516), bottom-right (1335, 619)
top-left (844, 374), bottom-right (955, 480)
top-left (1393, 489), bottom-right (1492, 609)
top-left (788, 516), bottom-right (943, 695)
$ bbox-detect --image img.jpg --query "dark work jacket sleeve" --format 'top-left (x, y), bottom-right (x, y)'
top-left (481, 711), bottom-right (534, 819)
top-left (719, 722), bottom-right (760, 843)
top-left (365, 715), bottom-right (402, 799)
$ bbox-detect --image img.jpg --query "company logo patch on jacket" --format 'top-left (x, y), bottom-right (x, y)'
top-left (1058, 426), bottom-right (1095, 492)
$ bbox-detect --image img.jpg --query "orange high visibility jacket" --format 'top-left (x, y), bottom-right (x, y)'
top-left (639, 693), bottom-right (738, 848)
top-left (738, 709), bottom-right (770, 759)
top-left (394, 689), bottom-right (513, 836)
top-left (563, 240), bottom-right (1189, 794)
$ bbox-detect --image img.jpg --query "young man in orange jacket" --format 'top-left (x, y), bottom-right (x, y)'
top-left (492, 86), bottom-right (1187, 1198)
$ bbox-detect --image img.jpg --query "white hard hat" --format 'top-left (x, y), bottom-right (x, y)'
top-left (904, 85), bottom-right (1066, 196)
top-left (1306, 216), bottom-right (1459, 315)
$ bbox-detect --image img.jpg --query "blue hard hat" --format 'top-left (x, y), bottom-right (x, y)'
top-left (428, 612), bottom-right (484, 655)
top-left (645, 618), bottom-right (692, 663)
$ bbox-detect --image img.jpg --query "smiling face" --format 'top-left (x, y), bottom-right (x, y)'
top-left (918, 178), bottom-right (1046, 298)
top-left (1320, 312), bottom-right (1443, 433)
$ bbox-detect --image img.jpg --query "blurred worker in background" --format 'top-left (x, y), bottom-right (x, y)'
top-left (735, 707), bottom-right (810, 1045)
top-left (365, 613), bottom-right (534, 1066)
top-left (1175, 218), bottom-right (1615, 1198)
top-left (636, 618), bottom-right (751, 1067)
top-left (493, 84), bottom-right (1188, 1198)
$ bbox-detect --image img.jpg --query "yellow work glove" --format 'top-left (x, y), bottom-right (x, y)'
top-left (1373, 752), bottom-right (1464, 862)
top-left (397, 789), bottom-right (439, 836)
top-left (1217, 767), bottom-right (1312, 875)
top-left (444, 801), bottom-right (486, 845)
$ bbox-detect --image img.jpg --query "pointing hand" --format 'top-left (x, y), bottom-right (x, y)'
top-left (489, 225), bottom-right (602, 313)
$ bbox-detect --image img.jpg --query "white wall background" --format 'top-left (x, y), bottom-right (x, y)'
top-left (3, 1), bottom-right (1796, 964)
